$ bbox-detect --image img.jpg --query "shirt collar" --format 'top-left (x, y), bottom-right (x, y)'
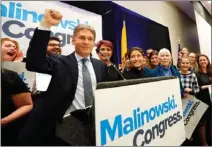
top-left (74, 52), bottom-right (91, 62)
top-left (159, 64), bottom-right (170, 70)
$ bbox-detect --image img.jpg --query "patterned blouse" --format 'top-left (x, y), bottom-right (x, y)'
top-left (180, 71), bottom-right (200, 95)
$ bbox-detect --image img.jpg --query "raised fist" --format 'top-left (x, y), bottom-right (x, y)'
top-left (40, 9), bottom-right (63, 28)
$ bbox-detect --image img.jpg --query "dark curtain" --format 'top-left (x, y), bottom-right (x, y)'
top-left (102, 3), bottom-right (171, 64)
top-left (101, 5), bottom-right (117, 64)
top-left (62, 1), bottom-right (171, 64)
top-left (147, 22), bottom-right (171, 51)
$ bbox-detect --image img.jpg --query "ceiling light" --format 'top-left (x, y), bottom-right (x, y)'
top-left (208, 1), bottom-right (211, 3)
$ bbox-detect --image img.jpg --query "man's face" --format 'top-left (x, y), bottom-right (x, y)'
top-left (2, 40), bottom-right (17, 61)
top-left (47, 40), bottom-right (61, 55)
top-left (159, 52), bottom-right (171, 67)
top-left (72, 29), bottom-right (95, 57)
top-left (146, 49), bottom-right (153, 57)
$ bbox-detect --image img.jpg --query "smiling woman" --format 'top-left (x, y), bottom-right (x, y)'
top-left (195, 54), bottom-right (212, 146)
top-left (1, 38), bottom-right (24, 62)
top-left (96, 40), bottom-right (121, 81)
top-left (123, 47), bottom-right (150, 80)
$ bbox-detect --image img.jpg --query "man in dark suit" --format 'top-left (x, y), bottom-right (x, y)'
top-left (18, 9), bottom-right (108, 145)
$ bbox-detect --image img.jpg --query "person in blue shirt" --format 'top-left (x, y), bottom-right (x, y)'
top-left (147, 48), bottom-right (184, 98)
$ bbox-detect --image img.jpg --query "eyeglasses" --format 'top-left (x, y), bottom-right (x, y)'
top-left (48, 43), bottom-right (61, 47)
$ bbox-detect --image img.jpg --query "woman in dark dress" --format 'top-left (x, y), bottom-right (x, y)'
top-left (195, 54), bottom-right (212, 146)
top-left (1, 69), bottom-right (33, 145)
top-left (123, 47), bottom-right (150, 79)
top-left (96, 40), bottom-right (121, 81)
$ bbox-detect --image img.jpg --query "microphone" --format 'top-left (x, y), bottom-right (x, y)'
top-left (96, 48), bottom-right (126, 80)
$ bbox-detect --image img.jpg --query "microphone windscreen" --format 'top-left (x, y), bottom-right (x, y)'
top-left (95, 48), bottom-right (99, 53)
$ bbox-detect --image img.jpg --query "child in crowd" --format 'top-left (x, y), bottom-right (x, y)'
top-left (179, 57), bottom-right (200, 146)
top-left (179, 57), bottom-right (200, 97)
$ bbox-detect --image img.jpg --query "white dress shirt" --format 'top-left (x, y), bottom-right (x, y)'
top-left (37, 26), bottom-right (96, 117)
top-left (63, 52), bottom-right (97, 117)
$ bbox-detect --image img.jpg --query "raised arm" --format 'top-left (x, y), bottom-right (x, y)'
top-left (26, 9), bottom-right (63, 74)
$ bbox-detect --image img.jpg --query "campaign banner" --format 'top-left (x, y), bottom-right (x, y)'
top-left (2, 61), bottom-right (36, 91)
top-left (94, 78), bottom-right (185, 146)
top-left (1, 1), bottom-right (102, 58)
top-left (182, 95), bottom-right (208, 140)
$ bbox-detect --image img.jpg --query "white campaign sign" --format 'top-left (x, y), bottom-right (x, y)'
top-left (2, 61), bottom-right (35, 91)
top-left (1, 1), bottom-right (102, 59)
top-left (95, 78), bottom-right (185, 146)
top-left (182, 95), bottom-right (208, 140)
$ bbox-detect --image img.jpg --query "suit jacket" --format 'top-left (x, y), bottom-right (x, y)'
top-left (18, 28), bottom-right (108, 145)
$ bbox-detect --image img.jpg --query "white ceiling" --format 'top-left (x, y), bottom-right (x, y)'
top-left (171, 1), bottom-right (211, 22)
top-left (201, 1), bottom-right (211, 15)
top-left (171, 1), bottom-right (196, 21)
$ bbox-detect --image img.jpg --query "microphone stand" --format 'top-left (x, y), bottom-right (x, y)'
top-left (99, 51), bottom-right (126, 80)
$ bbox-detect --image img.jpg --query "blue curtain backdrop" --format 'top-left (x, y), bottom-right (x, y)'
top-left (62, 1), bottom-right (171, 64)
top-left (102, 3), bottom-right (171, 64)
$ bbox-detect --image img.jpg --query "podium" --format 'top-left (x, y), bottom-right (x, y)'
top-left (56, 76), bottom-right (186, 146)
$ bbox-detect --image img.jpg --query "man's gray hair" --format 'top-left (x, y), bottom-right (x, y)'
top-left (73, 24), bottom-right (96, 40)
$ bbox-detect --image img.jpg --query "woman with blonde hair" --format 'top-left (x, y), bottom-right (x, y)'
top-left (1, 38), bottom-right (24, 62)
top-left (189, 52), bottom-right (198, 72)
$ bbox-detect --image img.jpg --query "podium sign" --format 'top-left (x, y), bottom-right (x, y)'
top-left (182, 95), bottom-right (208, 139)
top-left (95, 78), bottom-right (185, 146)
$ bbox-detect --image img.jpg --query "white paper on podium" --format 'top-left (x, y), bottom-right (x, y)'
top-left (208, 85), bottom-right (212, 101)
top-left (36, 73), bottom-right (52, 91)
top-left (202, 85), bottom-right (212, 102)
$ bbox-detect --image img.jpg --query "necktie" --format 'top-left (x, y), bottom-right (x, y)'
top-left (82, 59), bottom-right (94, 107)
